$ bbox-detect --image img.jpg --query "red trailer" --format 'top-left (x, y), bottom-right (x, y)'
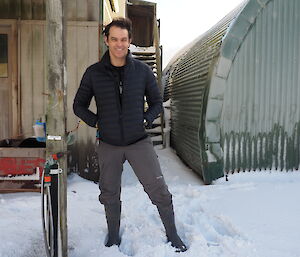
top-left (0, 140), bottom-right (45, 193)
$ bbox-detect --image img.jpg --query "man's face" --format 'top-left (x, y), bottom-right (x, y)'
top-left (105, 26), bottom-right (131, 61)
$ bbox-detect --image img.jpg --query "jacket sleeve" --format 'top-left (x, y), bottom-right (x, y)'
top-left (144, 66), bottom-right (163, 123)
top-left (73, 68), bottom-right (98, 127)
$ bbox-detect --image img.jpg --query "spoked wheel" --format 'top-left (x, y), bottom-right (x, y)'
top-left (41, 168), bottom-right (58, 257)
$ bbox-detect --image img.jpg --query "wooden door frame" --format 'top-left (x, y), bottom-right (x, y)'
top-left (0, 20), bottom-right (18, 139)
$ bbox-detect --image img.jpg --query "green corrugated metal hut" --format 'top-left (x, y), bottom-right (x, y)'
top-left (163, 0), bottom-right (300, 184)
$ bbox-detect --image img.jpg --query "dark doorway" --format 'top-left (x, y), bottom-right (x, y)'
top-left (127, 1), bottom-right (155, 47)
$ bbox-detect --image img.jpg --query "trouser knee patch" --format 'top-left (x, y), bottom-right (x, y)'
top-left (144, 178), bottom-right (172, 206)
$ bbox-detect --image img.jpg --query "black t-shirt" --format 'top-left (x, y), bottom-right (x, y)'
top-left (113, 65), bottom-right (125, 95)
top-left (112, 65), bottom-right (125, 107)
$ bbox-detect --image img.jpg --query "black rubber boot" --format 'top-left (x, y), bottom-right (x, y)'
top-left (157, 204), bottom-right (187, 252)
top-left (104, 202), bottom-right (121, 247)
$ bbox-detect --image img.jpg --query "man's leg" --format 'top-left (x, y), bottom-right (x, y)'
top-left (125, 137), bottom-right (187, 252)
top-left (97, 141), bottom-right (125, 247)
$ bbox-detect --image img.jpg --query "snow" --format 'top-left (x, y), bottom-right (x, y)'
top-left (129, 44), bottom-right (156, 54)
top-left (1, 147), bottom-right (300, 257)
top-left (0, 167), bottom-right (40, 181)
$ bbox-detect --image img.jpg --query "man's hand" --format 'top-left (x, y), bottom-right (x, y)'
top-left (144, 119), bottom-right (153, 129)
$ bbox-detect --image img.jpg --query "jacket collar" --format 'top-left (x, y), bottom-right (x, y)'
top-left (101, 50), bottom-right (133, 70)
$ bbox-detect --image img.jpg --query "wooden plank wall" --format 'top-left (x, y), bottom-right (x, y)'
top-left (0, 21), bottom-right (18, 140)
top-left (0, 0), bottom-right (99, 21)
top-left (20, 21), bottom-right (45, 137)
top-left (66, 21), bottom-right (98, 147)
top-left (20, 21), bottom-right (99, 141)
top-left (66, 22), bottom-right (99, 175)
top-left (0, 26), bottom-right (11, 140)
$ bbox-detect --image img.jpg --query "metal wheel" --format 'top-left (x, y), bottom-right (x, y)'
top-left (41, 170), bottom-right (55, 257)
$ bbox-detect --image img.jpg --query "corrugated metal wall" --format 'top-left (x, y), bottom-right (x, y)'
top-left (164, 0), bottom-right (300, 183)
top-left (221, 0), bottom-right (300, 172)
top-left (164, 4), bottom-right (244, 184)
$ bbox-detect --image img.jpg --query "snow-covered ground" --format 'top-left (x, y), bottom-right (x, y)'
top-left (0, 147), bottom-right (300, 257)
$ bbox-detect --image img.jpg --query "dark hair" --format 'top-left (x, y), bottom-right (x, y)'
top-left (103, 17), bottom-right (132, 39)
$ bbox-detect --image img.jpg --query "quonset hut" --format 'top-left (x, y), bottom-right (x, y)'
top-left (163, 0), bottom-right (300, 184)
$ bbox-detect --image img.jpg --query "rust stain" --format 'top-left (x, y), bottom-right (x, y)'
top-left (57, 89), bottom-right (64, 102)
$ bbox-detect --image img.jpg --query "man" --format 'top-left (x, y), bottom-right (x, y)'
top-left (73, 17), bottom-right (187, 252)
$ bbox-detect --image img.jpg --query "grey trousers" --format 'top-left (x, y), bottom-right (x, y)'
top-left (96, 136), bottom-right (172, 207)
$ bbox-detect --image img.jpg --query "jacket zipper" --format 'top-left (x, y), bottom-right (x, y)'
top-left (113, 72), bottom-right (125, 144)
top-left (119, 79), bottom-right (125, 144)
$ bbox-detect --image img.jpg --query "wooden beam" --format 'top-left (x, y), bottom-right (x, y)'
top-left (0, 147), bottom-right (45, 157)
top-left (46, 0), bottom-right (68, 256)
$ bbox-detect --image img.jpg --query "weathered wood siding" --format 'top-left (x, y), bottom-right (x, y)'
top-left (0, 20), bottom-right (18, 140)
top-left (20, 20), bottom-right (98, 139)
top-left (0, 0), bottom-right (128, 176)
top-left (0, 0), bottom-right (99, 21)
top-left (20, 21), bottom-right (45, 136)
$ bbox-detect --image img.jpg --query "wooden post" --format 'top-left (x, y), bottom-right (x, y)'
top-left (99, 0), bottom-right (106, 59)
top-left (153, 14), bottom-right (166, 148)
top-left (46, 0), bottom-right (68, 256)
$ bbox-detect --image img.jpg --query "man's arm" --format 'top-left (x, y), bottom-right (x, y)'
top-left (73, 69), bottom-right (98, 127)
top-left (144, 66), bottom-right (163, 125)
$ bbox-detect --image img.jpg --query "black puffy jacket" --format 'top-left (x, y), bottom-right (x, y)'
top-left (73, 50), bottom-right (162, 146)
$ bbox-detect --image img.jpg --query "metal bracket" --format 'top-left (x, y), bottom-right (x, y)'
top-left (50, 168), bottom-right (63, 175)
top-left (47, 135), bottom-right (62, 141)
